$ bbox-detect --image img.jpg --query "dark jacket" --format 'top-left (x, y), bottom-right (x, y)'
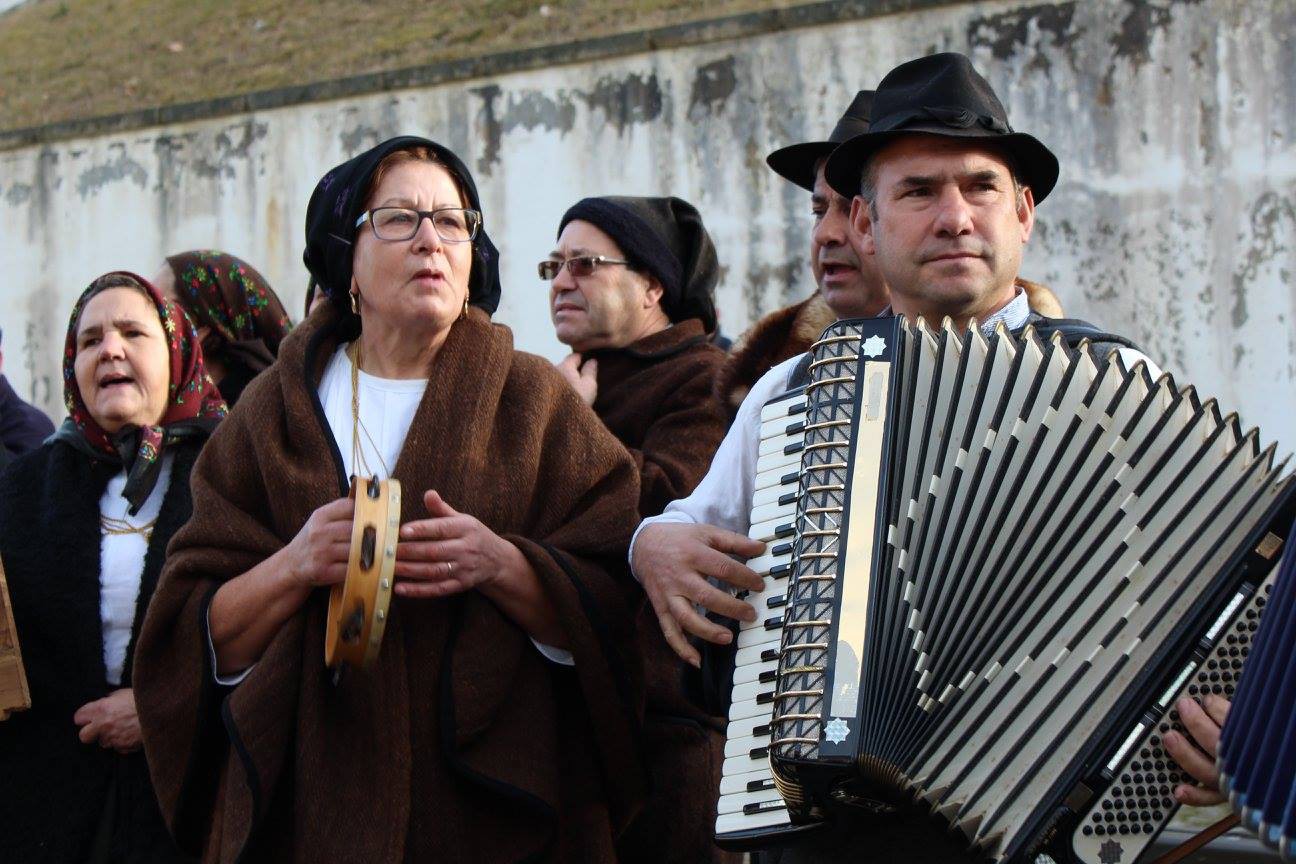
top-left (0, 375), bottom-right (54, 459)
top-left (0, 437), bottom-right (199, 864)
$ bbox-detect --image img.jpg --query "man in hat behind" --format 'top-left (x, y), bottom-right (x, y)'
top-left (630, 53), bottom-right (1164, 862)
top-left (713, 91), bottom-right (886, 418)
top-left (542, 195), bottom-right (736, 862)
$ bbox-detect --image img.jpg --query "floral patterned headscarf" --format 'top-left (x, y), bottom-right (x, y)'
top-left (164, 250), bottom-right (291, 380)
top-left (58, 271), bottom-right (227, 513)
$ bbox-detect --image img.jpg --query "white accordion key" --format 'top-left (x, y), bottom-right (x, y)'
top-left (720, 764), bottom-right (774, 795)
top-left (759, 393), bottom-right (805, 424)
top-left (716, 806), bottom-right (790, 835)
top-left (735, 641), bottom-right (781, 667)
top-left (755, 444), bottom-right (803, 476)
top-left (749, 497), bottom-right (797, 527)
top-left (724, 727), bottom-right (772, 759)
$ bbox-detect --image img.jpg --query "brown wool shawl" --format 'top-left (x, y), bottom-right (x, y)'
top-left (134, 306), bottom-right (648, 863)
top-left (588, 318), bottom-right (728, 519)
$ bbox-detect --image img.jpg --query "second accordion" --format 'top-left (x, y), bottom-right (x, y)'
top-left (716, 316), bottom-right (1295, 863)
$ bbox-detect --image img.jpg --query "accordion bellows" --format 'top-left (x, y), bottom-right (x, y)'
top-left (718, 316), bottom-right (1294, 864)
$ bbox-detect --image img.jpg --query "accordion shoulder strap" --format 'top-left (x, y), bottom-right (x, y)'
top-left (787, 352), bottom-right (815, 391)
top-left (1022, 313), bottom-right (1141, 358)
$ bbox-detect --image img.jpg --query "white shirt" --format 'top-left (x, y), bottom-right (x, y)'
top-left (209, 345), bottom-right (572, 684)
top-left (100, 453), bottom-right (174, 686)
top-left (317, 345), bottom-right (427, 481)
top-left (629, 295), bottom-right (1161, 569)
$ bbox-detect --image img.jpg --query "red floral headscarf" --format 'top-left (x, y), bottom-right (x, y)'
top-left (163, 250), bottom-right (291, 365)
top-left (59, 271), bottom-right (227, 512)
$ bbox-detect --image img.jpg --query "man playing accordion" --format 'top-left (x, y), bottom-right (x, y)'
top-left (631, 52), bottom-right (1225, 862)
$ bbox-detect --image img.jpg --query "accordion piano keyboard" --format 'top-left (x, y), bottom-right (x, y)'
top-left (715, 388), bottom-right (807, 839)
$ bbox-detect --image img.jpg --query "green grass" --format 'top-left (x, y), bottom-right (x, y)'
top-left (0, 0), bottom-right (802, 134)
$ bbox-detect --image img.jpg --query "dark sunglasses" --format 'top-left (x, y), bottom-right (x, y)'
top-left (538, 255), bottom-right (634, 281)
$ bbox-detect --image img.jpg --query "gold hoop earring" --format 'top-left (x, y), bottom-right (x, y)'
top-left (460, 295), bottom-right (469, 319)
top-left (350, 290), bottom-right (359, 315)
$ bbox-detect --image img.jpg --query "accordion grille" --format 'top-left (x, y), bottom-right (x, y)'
top-left (771, 324), bottom-right (868, 761)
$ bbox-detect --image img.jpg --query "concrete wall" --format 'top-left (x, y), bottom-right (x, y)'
top-left (1, 0), bottom-right (1293, 455)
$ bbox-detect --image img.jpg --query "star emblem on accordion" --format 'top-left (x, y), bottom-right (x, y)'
top-left (860, 335), bottom-right (887, 358)
top-left (1098, 838), bottom-right (1124, 863)
top-left (823, 717), bottom-right (850, 744)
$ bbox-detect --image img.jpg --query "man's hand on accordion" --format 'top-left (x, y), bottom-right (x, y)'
top-left (631, 523), bottom-right (766, 667)
top-left (1162, 694), bottom-right (1231, 806)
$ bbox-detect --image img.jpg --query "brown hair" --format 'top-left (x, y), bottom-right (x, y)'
top-left (362, 146), bottom-right (469, 212)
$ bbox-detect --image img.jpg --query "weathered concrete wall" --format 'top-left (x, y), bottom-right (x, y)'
top-left (1, 0), bottom-right (1293, 455)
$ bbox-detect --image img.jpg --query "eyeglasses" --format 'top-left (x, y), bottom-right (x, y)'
top-left (355, 207), bottom-right (482, 243)
top-left (537, 255), bottom-right (634, 281)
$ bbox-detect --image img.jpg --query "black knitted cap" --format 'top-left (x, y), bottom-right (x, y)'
top-left (303, 135), bottom-right (502, 319)
top-left (557, 196), bottom-right (718, 332)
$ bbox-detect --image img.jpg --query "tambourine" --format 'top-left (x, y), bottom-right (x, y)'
top-left (325, 477), bottom-right (401, 671)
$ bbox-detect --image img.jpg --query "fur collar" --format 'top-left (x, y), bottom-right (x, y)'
top-left (713, 292), bottom-right (835, 417)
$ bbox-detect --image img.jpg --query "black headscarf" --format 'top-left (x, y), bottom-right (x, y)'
top-left (558, 196), bottom-right (719, 333)
top-left (303, 135), bottom-right (502, 321)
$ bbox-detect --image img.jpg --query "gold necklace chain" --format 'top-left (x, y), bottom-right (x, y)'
top-left (100, 514), bottom-right (157, 541)
top-left (349, 340), bottom-right (391, 480)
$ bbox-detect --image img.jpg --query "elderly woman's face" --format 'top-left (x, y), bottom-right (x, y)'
top-left (351, 161), bottom-right (473, 333)
top-left (74, 288), bottom-right (171, 434)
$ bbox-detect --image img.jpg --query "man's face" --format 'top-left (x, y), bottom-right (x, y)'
top-left (548, 220), bottom-right (664, 352)
top-left (850, 135), bottom-right (1034, 322)
top-left (811, 164), bottom-right (888, 319)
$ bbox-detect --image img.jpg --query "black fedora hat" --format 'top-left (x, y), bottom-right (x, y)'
top-left (824, 53), bottom-right (1059, 202)
top-left (766, 90), bottom-right (874, 192)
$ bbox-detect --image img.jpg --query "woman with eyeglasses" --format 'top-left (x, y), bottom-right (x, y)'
top-left (133, 137), bottom-right (648, 862)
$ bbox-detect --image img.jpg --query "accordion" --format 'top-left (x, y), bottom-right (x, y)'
top-left (716, 316), bottom-right (1295, 863)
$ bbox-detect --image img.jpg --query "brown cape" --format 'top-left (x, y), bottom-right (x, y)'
top-left (714, 279), bottom-right (1064, 417)
top-left (134, 306), bottom-right (648, 863)
top-left (585, 319), bottom-right (737, 863)
top-left (588, 318), bottom-right (728, 518)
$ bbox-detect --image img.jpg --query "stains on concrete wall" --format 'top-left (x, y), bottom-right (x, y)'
top-left (1232, 191), bottom-right (1295, 330)
top-left (689, 56), bottom-right (738, 117)
top-left (474, 71), bottom-right (664, 173)
top-left (0, 0), bottom-right (1292, 454)
top-left (192, 120), bottom-right (267, 179)
top-left (4, 182), bottom-right (31, 206)
top-left (966, 2), bottom-right (1076, 66)
top-left (74, 143), bottom-right (147, 199)
top-left (580, 72), bottom-right (664, 134)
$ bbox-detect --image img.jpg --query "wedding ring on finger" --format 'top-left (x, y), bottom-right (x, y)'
top-left (446, 561), bottom-right (454, 577)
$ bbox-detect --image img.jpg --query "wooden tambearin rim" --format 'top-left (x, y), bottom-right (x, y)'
top-left (325, 477), bottom-right (401, 671)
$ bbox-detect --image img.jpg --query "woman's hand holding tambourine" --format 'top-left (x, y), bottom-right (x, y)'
top-left (284, 496), bottom-right (356, 589)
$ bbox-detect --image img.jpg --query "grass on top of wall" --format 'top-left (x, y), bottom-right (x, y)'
top-left (0, 0), bottom-right (803, 134)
